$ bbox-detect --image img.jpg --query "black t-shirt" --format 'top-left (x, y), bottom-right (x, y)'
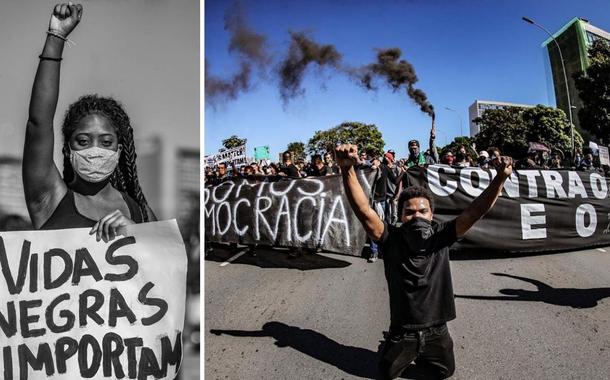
top-left (307, 164), bottom-right (332, 177)
top-left (280, 163), bottom-right (300, 178)
top-left (378, 219), bottom-right (458, 330)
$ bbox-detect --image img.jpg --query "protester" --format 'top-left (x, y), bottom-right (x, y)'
top-left (324, 151), bottom-right (341, 174)
top-left (579, 153), bottom-right (595, 171)
top-left (477, 150), bottom-right (490, 168)
top-left (307, 154), bottom-right (333, 176)
top-left (384, 151), bottom-right (401, 224)
top-left (23, 3), bottom-right (155, 242)
top-left (279, 151), bottom-right (301, 178)
top-left (335, 143), bottom-right (513, 380)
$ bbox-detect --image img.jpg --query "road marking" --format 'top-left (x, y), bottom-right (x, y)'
top-left (596, 248), bottom-right (607, 252)
top-left (220, 250), bottom-right (247, 267)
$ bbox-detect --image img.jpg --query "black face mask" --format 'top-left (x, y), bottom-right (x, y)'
top-left (400, 217), bottom-right (433, 254)
top-left (408, 147), bottom-right (419, 158)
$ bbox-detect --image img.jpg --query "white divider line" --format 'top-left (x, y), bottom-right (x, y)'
top-left (220, 249), bottom-right (248, 267)
top-left (596, 248), bottom-right (607, 252)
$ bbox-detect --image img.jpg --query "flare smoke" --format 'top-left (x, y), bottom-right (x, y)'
top-left (278, 32), bottom-right (342, 103)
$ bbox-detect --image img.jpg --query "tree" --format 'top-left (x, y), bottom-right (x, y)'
top-left (222, 135), bottom-right (247, 149)
top-left (307, 122), bottom-right (385, 157)
top-left (574, 39), bottom-right (610, 144)
top-left (438, 136), bottom-right (476, 156)
top-left (472, 105), bottom-right (582, 158)
top-left (286, 141), bottom-right (306, 161)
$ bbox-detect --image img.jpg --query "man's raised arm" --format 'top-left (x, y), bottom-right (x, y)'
top-left (336, 144), bottom-right (384, 241)
top-left (455, 156), bottom-right (513, 237)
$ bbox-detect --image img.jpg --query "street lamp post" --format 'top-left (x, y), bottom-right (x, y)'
top-left (444, 106), bottom-right (463, 137)
top-left (522, 16), bottom-right (575, 156)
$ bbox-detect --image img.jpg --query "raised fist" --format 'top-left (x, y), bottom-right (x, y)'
top-left (49, 2), bottom-right (83, 38)
top-left (335, 144), bottom-right (359, 169)
top-left (492, 156), bottom-right (514, 177)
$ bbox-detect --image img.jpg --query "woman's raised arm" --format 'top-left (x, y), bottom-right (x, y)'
top-left (23, 3), bottom-right (82, 227)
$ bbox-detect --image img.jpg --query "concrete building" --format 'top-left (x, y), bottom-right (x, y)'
top-left (0, 156), bottom-right (29, 220)
top-left (543, 17), bottom-right (610, 132)
top-left (468, 100), bottom-right (535, 136)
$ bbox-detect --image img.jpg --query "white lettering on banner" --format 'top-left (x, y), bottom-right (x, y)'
top-left (236, 180), bottom-right (260, 198)
top-left (296, 178), bottom-right (324, 196)
top-left (427, 165), bottom-right (458, 196)
top-left (518, 170), bottom-right (541, 198)
top-left (521, 203), bottom-right (547, 239)
top-left (273, 196), bottom-right (292, 241)
top-left (460, 168), bottom-right (490, 197)
top-left (567, 171), bottom-right (588, 198)
top-left (575, 204), bottom-right (597, 237)
top-left (488, 170), bottom-right (520, 198)
top-left (541, 171), bottom-right (567, 199)
top-left (254, 196), bottom-right (273, 240)
top-left (590, 173), bottom-right (608, 199)
top-left (294, 197), bottom-right (316, 241)
top-left (320, 196), bottom-right (350, 246)
top-left (212, 181), bottom-right (235, 203)
top-left (216, 202), bottom-right (231, 235)
top-left (205, 203), bottom-right (215, 234)
top-left (316, 194), bottom-right (327, 243)
top-left (233, 199), bottom-right (251, 235)
top-left (270, 180), bottom-right (296, 196)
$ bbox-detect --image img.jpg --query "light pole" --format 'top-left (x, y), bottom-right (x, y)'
top-left (522, 16), bottom-right (575, 156)
top-left (444, 106), bottom-right (463, 137)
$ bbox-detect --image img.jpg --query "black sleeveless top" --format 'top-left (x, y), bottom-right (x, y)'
top-left (40, 189), bottom-right (143, 230)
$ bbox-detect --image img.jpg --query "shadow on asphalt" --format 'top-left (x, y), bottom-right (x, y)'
top-left (449, 245), bottom-right (610, 261)
top-left (205, 244), bottom-right (352, 271)
top-left (210, 322), bottom-right (448, 380)
top-left (456, 272), bottom-right (610, 308)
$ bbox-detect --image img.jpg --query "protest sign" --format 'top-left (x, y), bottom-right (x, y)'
top-left (204, 170), bottom-right (378, 256)
top-left (254, 146), bottom-right (270, 161)
top-left (408, 166), bottom-right (610, 253)
top-left (208, 146), bottom-right (248, 167)
top-left (0, 220), bottom-right (186, 380)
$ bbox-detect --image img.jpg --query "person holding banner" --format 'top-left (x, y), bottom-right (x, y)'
top-left (24, 3), bottom-right (156, 241)
top-left (336, 143), bottom-right (513, 379)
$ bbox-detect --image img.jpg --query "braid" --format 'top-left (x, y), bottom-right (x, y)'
top-left (62, 94), bottom-right (152, 222)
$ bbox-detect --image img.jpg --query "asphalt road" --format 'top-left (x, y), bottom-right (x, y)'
top-left (205, 245), bottom-right (610, 379)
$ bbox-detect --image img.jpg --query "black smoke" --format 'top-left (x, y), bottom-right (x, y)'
top-left (205, 1), bottom-right (270, 104)
top-left (278, 32), bottom-right (342, 103)
top-left (357, 48), bottom-right (435, 119)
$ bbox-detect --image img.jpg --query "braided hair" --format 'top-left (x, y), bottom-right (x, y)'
top-left (61, 94), bottom-right (150, 222)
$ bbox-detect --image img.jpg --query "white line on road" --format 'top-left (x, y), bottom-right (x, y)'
top-left (220, 250), bottom-right (247, 267)
top-left (597, 248), bottom-right (607, 252)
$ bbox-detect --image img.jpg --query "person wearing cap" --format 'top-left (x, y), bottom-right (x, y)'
top-left (441, 151), bottom-right (455, 166)
top-left (477, 150), bottom-right (490, 168)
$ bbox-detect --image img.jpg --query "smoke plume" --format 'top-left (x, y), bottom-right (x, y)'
top-left (358, 48), bottom-right (435, 119)
top-left (278, 32), bottom-right (342, 103)
top-left (205, 1), bottom-right (270, 104)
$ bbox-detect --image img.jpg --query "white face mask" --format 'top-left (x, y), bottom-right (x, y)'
top-left (70, 146), bottom-right (121, 183)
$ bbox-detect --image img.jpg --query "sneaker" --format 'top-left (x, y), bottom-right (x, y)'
top-left (370, 257), bottom-right (377, 263)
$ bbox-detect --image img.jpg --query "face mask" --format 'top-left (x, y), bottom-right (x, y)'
top-left (400, 217), bottom-right (433, 254)
top-left (409, 147), bottom-right (419, 157)
top-left (70, 146), bottom-right (120, 183)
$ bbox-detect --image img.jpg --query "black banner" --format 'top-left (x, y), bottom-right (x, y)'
top-left (204, 170), bottom-right (377, 256)
top-left (408, 166), bottom-right (610, 253)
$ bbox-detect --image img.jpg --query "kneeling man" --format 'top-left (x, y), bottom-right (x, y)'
top-left (336, 144), bottom-right (513, 379)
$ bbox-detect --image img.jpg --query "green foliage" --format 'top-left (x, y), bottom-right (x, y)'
top-left (286, 141), bottom-right (306, 161)
top-left (472, 105), bottom-right (582, 158)
top-left (438, 136), bottom-right (476, 156)
top-left (307, 121), bottom-right (385, 157)
top-left (222, 135), bottom-right (247, 149)
top-left (574, 39), bottom-right (610, 144)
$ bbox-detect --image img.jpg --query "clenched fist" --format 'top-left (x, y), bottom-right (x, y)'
top-left (49, 2), bottom-right (83, 38)
top-left (491, 156), bottom-right (514, 177)
top-left (335, 144), bottom-right (359, 169)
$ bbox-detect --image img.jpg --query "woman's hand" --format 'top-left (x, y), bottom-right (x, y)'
top-left (49, 2), bottom-right (83, 38)
top-left (90, 210), bottom-right (135, 243)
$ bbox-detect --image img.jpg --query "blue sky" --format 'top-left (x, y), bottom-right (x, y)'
top-left (204, 0), bottom-right (610, 159)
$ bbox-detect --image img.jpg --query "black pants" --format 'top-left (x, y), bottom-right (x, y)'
top-left (378, 323), bottom-right (455, 380)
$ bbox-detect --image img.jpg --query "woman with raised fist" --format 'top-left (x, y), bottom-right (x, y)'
top-left (24, 3), bottom-right (156, 242)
